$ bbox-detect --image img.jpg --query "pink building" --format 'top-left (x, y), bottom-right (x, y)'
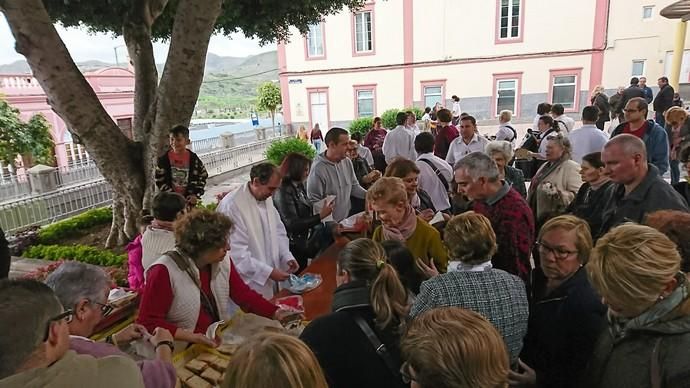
top-left (0, 67), bottom-right (134, 170)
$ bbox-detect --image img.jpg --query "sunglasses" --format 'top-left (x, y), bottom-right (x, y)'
top-left (43, 309), bottom-right (74, 341)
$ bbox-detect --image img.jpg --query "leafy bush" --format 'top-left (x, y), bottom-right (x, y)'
top-left (349, 117), bottom-right (374, 137)
top-left (381, 109), bottom-right (400, 130)
top-left (37, 207), bottom-right (112, 245)
top-left (23, 244), bottom-right (126, 267)
top-left (404, 106), bottom-right (424, 120)
top-left (265, 137), bottom-right (317, 166)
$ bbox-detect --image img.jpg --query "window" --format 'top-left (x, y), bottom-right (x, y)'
top-left (496, 79), bottom-right (517, 114)
top-left (552, 75), bottom-right (577, 109)
top-left (423, 86), bottom-right (443, 108)
top-left (306, 23), bottom-right (324, 58)
top-left (499, 0), bottom-right (521, 39)
top-left (643, 6), bottom-right (654, 19)
top-left (356, 89), bottom-right (374, 117)
top-left (632, 60), bottom-right (646, 77)
top-left (354, 11), bottom-right (373, 53)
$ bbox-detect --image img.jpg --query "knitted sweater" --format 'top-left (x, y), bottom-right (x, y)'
top-left (372, 217), bottom-right (448, 273)
top-left (141, 227), bottom-right (176, 272)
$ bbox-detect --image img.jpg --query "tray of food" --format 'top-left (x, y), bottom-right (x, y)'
top-left (173, 344), bottom-right (233, 388)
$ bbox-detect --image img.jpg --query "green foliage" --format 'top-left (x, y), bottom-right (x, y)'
top-left (37, 207), bottom-right (113, 245)
top-left (404, 106), bottom-right (424, 120)
top-left (381, 109), bottom-right (400, 130)
top-left (265, 138), bottom-right (317, 166)
top-left (196, 200), bottom-right (218, 212)
top-left (24, 244), bottom-right (126, 267)
top-left (349, 117), bottom-right (374, 137)
top-left (0, 99), bottom-right (55, 167)
top-left (257, 82), bottom-right (282, 115)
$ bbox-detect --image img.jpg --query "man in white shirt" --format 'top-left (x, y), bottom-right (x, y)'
top-left (415, 132), bottom-right (453, 211)
top-left (446, 115), bottom-right (490, 166)
top-left (217, 163), bottom-right (298, 298)
top-left (495, 110), bottom-right (518, 148)
top-left (550, 104), bottom-right (576, 134)
top-left (568, 106), bottom-right (610, 164)
top-left (451, 95), bottom-right (462, 125)
top-left (382, 111), bottom-right (417, 163)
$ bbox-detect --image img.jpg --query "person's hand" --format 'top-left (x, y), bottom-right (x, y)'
top-left (442, 212), bottom-right (451, 221)
top-left (319, 199), bottom-right (335, 219)
top-left (420, 209), bottom-right (435, 222)
top-left (175, 329), bottom-right (218, 348)
top-left (270, 268), bottom-right (291, 282)
top-left (113, 323), bottom-right (148, 344)
top-left (416, 258), bottom-right (439, 278)
top-left (508, 359), bottom-right (537, 387)
top-left (216, 191), bottom-right (230, 202)
top-left (286, 260), bottom-right (299, 274)
top-left (150, 327), bottom-right (174, 362)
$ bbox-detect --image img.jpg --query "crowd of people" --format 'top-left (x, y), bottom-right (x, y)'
top-left (3, 75), bottom-right (690, 388)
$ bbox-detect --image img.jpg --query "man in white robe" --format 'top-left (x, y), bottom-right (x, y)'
top-left (217, 163), bottom-right (298, 298)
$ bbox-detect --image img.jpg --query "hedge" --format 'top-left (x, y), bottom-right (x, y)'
top-left (380, 107), bottom-right (425, 129)
top-left (23, 244), bottom-right (126, 267)
top-left (265, 137), bottom-right (317, 165)
top-left (348, 117), bottom-right (374, 137)
top-left (37, 207), bottom-right (113, 244)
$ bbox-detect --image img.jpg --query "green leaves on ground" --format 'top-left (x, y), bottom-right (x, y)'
top-left (37, 207), bottom-right (113, 244)
top-left (24, 244), bottom-right (126, 267)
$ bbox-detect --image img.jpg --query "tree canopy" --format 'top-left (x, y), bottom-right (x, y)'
top-left (0, 99), bottom-right (54, 168)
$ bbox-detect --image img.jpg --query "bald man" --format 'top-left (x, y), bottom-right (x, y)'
top-left (598, 134), bottom-right (688, 238)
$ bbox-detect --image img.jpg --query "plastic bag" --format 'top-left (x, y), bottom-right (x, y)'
top-left (284, 273), bottom-right (322, 294)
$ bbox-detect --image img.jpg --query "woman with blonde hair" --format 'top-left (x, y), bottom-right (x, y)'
top-left (369, 177), bottom-right (448, 272)
top-left (664, 106), bottom-right (689, 185)
top-left (402, 307), bottom-right (510, 388)
top-left (296, 124), bottom-right (309, 142)
top-left (300, 239), bottom-right (408, 388)
top-left (584, 224), bottom-right (690, 388)
top-left (590, 85), bottom-right (610, 130)
top-left (384, 158), bottom-right (436, 222)
top-left (410, 212), bottom-right (528, 365)
top-left (223, 332), bottom-right (328, 388)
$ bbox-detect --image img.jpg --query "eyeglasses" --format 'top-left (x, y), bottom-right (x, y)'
top-left (43, 309), bottom-right (74, 341)
top-left (90, 300), bottom-right (114, 317)
top-left (535, 241), bottom-right (578, 261)
top-left (400, 361), bottom-right (417, 384)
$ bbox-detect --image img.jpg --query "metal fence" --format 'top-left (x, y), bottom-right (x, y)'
top-left (0, 135), bottom-right (284, 233)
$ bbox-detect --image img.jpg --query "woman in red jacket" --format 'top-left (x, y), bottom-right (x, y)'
top-left (138, 209), bottom-right (292, 346)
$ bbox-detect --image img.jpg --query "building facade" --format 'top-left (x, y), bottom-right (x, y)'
top-left (279, 0), bottom-right (690, 130)
top-left (0, 67), bottom-right (134, 171)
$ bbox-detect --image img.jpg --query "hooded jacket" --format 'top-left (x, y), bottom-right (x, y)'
top-left (306, 152), bottom-right (366, 222)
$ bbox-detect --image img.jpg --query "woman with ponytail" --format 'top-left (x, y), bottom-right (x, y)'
top-left (300, 239), bottom-right (408, 388)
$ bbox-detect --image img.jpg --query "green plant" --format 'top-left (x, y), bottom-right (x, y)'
top-left (403, 106), bottom-right (424, 120)
top-left (381, 109), bottom-right (400, 129)
top-left (265, 137), bottom-right (317, 166)
top-left (37, 207), bottom-right (113, 245)
top-left (257, 82), bottom-right (282, 131)
top-left (348, 117), bottom-right (374, 137)
top-left (24, 244), bottom-right (126, 267)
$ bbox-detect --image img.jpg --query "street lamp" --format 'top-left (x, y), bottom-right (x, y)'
top-left (113, 45), bottom-right (126, 67)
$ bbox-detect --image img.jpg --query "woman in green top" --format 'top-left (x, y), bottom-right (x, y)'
top-left (368, 177), bottom-right (448, 273)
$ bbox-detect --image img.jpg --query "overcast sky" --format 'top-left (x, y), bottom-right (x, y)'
top-left (0, 14), bottom-right (276, 65)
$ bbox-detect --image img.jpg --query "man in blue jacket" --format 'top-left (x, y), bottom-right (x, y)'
top-left (611, 97), bottom-right (669, 175)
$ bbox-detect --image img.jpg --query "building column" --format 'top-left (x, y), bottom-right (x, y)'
top-left (403, 0), bottom-right (414, 107)
top-left (670, 20), bottom-right (688, 90)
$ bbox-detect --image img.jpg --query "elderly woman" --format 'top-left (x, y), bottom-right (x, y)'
top-left (45, 262), bottom-right (177, 388)
top-left (566, 152), bottom-right (615, 237)
top-left (137, 209), bottom-right (291, 346)
top-left (646, 210), bottom-right (690, 273)
top-left (385, 158), bottom-right (436, 222)
top-left (590, 85), bottom-right (610, 130)
top-left (486, 140), bottom-right (527, 197)
top-left (273, 152), bottom-right (334, 270)
top-left (584, 224), bottom-right (690, 387)
top-left (402, 307), bottom-right (510, 388)
top-left (510, 216), bottom-right (607, 388)
top-left (410, 212), bottom-right (528, 365)
top-left (369, 177), bottom-right (448, 273)
top-left (664, 106), bottom-right (689, 185)
top-left (527, 134), bottom-right (583, 225)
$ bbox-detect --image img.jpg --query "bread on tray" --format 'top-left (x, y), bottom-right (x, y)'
top-left (183, 375), bottom-right (212, 388)
top-left (185, 359), bottom-right (207, 374)
top-left (208, 357), bottom-right (230, 372)
top-left (216, 343), bottom-right (238, 356)
top-left (200, 367), bottom-right (223, 385)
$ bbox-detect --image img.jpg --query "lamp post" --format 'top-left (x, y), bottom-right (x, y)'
top-left (113, 45), bottom-right (126, 67)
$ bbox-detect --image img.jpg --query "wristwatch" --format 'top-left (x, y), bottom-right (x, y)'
top-left (154, 340), bottom-right (175, 352)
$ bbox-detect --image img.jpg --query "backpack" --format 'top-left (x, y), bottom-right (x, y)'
top-left (504, 125), bottom-right (517, 142)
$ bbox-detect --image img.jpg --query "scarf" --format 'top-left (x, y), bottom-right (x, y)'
top-left (332, 280), bottom-right (371, 312)
top-left (410, 192), bottom-right (421, 209)
top-left (151, 219), bottom-right (174, 231)
top-left (382, 205), bottom-right (418, 242)
top-left (609, 274), bottom-right (689, 340)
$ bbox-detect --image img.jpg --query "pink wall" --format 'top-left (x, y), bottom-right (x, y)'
top-left (0, 67), bottom-right (135, 168)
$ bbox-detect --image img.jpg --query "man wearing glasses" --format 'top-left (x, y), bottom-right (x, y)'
top-left (0, 279), bottom-right (145, 387)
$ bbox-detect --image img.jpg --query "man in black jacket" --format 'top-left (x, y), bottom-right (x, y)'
top-left (0, 227), bottom-right (10, 279)
top-left (619, 77), bottom-right (646, 122)
top-left (653, 76), bottom-right (675, 127)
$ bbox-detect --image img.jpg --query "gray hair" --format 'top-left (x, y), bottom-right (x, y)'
top-left (485, 140), bottom-right (514, 161)
top-left (546, 134), bottom-right (573, 159)
top-left (453, 152), bottom-right (500, 182)
top-left (0, 280), bottom-right (62, 379)
top-left (45, 261), bottom-right (111, 309)
top-left (605, 133), bottom-right (648, 160)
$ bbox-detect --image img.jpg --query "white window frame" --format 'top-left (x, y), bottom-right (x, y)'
top-left (423, 86), bottom-right (443, 108)
top-left (306, 23), bottom-right (324, 58)
top-left (632, 59), bottom-right (646, 77)
top-left (642, 6), bottom-right (654, 20)
top-left (499, 0), bottom-right (521, 39)
top-left (354, 11), bottom-right (373, 53)
top-left (552, 75), bottom-right (578, 109)
top-left (356, 89), bottom-right (374, 118)
top-left (496, 79), bottom-right (518, 116)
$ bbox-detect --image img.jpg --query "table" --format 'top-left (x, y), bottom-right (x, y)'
top-left (275, 241), bottom-right (345, 321)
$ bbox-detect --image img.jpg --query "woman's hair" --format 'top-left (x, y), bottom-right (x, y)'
top-left (366, 177), bottom-right (408, 207)
top-left (645, 210), bottom-right (690, 272)
top-left (485, 140), bottom-right (514, 162)
top-left (337, 238), bottom-right (408, 329)
top-left (581, 152), bottom-right (604, 169)
top-left (499, 110), bottom-right (512, 123)
top-left (538, 215), bottom-right (592, 264)
top-left (174, 209), bottom-right (234, 256)
top-left (444, 212), bottom-right (497, 265)
top-left (538, 115), bottom-right (555, 128)
top-left (381, 240), bottom-right (425, 295)
top-left (45, 261), bottom-right (111, 310)
top-left (588, 223), bottom-right (681, 317)
top-left (401, 307), bottom-right (510, 388)
top-left (222, 332), bottom-right (328, 388)
top-left (547, 133), bottom-right (572, 159)
top-left (592, 85), bottom-right (605, 95)
top-left (537, 103), bottom-right (552, 116)
top-left (373, 116), bottom-right (382, 125)
top-left (664, 106), bottom-right (688, 127)
top-left (298, 124), bottom-right (306, 132)
top-left (384, 158), bottom-right (420, 178)
top-left (280, 152), bottom-right (312, 184)
top-left (437, 108), bottom-right (452, 123)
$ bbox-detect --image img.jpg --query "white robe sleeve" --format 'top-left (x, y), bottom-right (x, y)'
top-left (223, 201), bottom-right (274, 287)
